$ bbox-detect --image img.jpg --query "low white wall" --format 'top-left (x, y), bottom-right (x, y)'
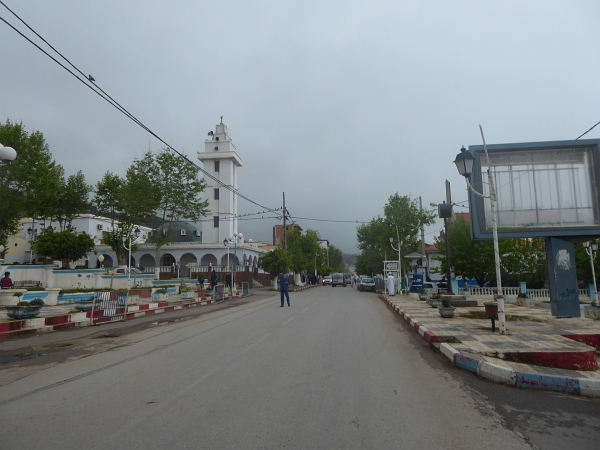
top-left (0, 265), bottom-right (156, 290)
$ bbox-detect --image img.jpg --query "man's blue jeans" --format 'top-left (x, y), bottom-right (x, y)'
top-left (280, 289), bottom-right (290, 306)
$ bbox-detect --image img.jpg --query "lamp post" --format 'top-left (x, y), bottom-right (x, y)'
top-left (98, 254), bottom-right (104, 269)
top-left (232, 232), bottom-right (243, 292)
top-left (122, 227), bottom-right (141, 291)
top-left (389, 233), bottom-right (402, 292)
top-left (454, 126), bottom-right (506, 334)
top-left (224, 238), bottom-right (231, 292)
top-left (583, 240), bottom-right (599, 307)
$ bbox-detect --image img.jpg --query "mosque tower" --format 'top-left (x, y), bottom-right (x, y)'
top-left (197, 117), bottom-right (243, 244)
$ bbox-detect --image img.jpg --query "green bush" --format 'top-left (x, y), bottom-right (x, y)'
top-left (29, 298), bottom-right (45, 307)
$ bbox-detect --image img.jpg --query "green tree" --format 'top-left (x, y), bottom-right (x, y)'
top-left (356, 194), bottom-right (435, 276)
top-left (56, 170), bottom-right (92, 230)
top-left (31, 228), bottom-right (95, 265)
top-left (258, 247), bottom-right (291, 280)
top-left (435, 215), bottom-right (547, 287)
top-left (286, 229), bottom-right (324, 274)
top-left (94, 172), bottom-right (130, 265)
top-left (126, 149), bottom-right (209, 274)
top-left (328, 245), bottom-right (346, 273)
top-left (0, 120), bottom-right (62, 247)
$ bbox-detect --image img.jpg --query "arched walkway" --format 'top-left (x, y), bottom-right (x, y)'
top-left (161, 253), bottom-right (176, 268)
top-left (220, 252), bottom-right (236, 268)
top-left (139, 254), bottom-right (155, 272)
top-left (180, 253), bottom-right (197, 277)
top-left (99, 254), bottom-right (113, 268)
top-left (201, 254), bottom-right (217, 267)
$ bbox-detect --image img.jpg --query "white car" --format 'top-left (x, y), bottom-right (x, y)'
top-left (323, 275), bottom-right (333, 285)
top-left (422, 282), bottom-right (439, 295)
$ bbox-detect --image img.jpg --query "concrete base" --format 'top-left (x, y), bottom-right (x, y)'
top-left (441, 294), bottom-right (478, 307)
top-left (547, 317), bottom-right (595, 328)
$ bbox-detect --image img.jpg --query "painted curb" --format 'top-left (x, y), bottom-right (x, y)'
top-left (0, 297), bottom-right (218, 339)
top-left (381, 294), bottom-right (600, 398)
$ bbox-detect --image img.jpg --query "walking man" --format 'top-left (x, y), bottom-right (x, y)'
top-left (279, 271), bottom-right (290, 307)
top-left (210, 269), bottom-right (218, 290)
top-left (386, 272), bottom-right (396, 296)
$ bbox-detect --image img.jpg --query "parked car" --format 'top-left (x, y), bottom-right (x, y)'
top-left (358, 277), bottom-right (376, 292)
top-left (436, 281), bottom-right (448, 293)
top-left (421, 282), bottom-right (439, 295)
top-left (323, 275), bottom-right (333, 285)
top-left (331, 273), bottom-right (347, 287)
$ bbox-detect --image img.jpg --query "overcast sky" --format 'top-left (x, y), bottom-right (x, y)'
top-left (2, 1), bottom-right (599, 254)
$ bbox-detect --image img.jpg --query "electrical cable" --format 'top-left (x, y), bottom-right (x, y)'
top-left (0, 3), bottom-right (282, 217)
top-left (576, 120), bottom-right (600, 140)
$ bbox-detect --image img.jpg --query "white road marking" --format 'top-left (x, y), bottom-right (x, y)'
top-left (282, 317), bottom-right (294, 326)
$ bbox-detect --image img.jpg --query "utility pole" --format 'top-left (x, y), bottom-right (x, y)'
top-left (419, 196), bottom-right (425, 256)
top-left (282, 192), bottom-right (287, 250)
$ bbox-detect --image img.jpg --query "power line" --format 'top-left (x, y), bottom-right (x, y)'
top-left (0, 3), bottom-right (282, 217)
top-left (576, 120), bottom-right (600, 140)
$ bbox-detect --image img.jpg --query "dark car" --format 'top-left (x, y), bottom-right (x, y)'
top-left (358, 277), bottom-right (376, 292)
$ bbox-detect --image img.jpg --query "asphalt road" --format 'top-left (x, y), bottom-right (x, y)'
top-left (0, 286), bottom-right (587, 449)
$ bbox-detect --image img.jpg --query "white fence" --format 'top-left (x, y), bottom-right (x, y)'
top-left (464, 287), bottom-right (590, 299)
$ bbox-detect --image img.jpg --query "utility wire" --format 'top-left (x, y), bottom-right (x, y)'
top-left (576, 120), bottom-right (600, 140)
top-left (0, 3), bottom-right (281, 217)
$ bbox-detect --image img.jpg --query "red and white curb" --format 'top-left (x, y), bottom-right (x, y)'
top-left (0, 298), bottom-right (216, 340)
top-left (381, 294), bottom-right (600, 398)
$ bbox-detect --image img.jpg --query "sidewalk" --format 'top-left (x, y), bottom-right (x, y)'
top-left (382, 293), bottom-right (600, 397)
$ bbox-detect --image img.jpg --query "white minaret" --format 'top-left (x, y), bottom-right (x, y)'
top-left (197, 117), bottom-right (243, 244)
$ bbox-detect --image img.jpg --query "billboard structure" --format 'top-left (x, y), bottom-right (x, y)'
top-left (463, 138), bottom-right (600, 319)
top-left (467, 139), bottom-right (600, 241)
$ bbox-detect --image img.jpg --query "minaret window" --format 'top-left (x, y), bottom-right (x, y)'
top-left (214, 188), bottom-right (219, 200)
top-left (214, 161), bottom-right (220, 172)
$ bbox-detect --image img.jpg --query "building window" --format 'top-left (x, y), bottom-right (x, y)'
top-left (214, 216), bottom-right (219, 228)
top-left (214, 188), bottom-right (219, 200)
top-left (214, 161), bottom-right (220, 172)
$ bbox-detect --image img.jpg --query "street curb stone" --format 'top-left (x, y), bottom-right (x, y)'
top-left (381, 294), bottom-right (600, 397)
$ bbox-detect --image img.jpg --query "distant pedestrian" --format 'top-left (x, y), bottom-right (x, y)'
top-left (351, 275), bottom-right (355, 287)
top-left (225, 272), bottom-right (232, 289)
top-left (210, 269), bottom-right (218, 290)
top-left (279, 271), bottom-right (290, 307)
top-left (387, 273), bottom-right (396, 296)
top-left (0, 272), bottom-right (13, 289)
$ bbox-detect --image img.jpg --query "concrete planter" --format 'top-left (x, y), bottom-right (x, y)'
top-left (517, 297), bottom-right (536, 307)
top-left (427, 298), bottom-right (442, 308)
top-left (584, 305), bottom-right (600, 320)
top-left (6, 305), bottom-right (43, 319)
top-left (438, 306), bottom-right (456, 318)
top-left (180, 290), bottom-right (196, 299)
top-left (151, 290), bottom-right (168, 301)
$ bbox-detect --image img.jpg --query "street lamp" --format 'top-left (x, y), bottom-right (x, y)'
top-left (224, 238), bottom-right (231, 292)
top-left (122, 227), bottom-right (141, 290)
top-left (98, 254), bottom-right (105, 269)
top-left (232, 232), bottom-right (243, 292)
top-left (454, 126), bottom-right (506, 334)
top-left (583, 240), bottom-right (599, 307)
top-left (389, 233), bottom-right (402, 290)
top-left (0, 143), bottom-right (17, 166)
